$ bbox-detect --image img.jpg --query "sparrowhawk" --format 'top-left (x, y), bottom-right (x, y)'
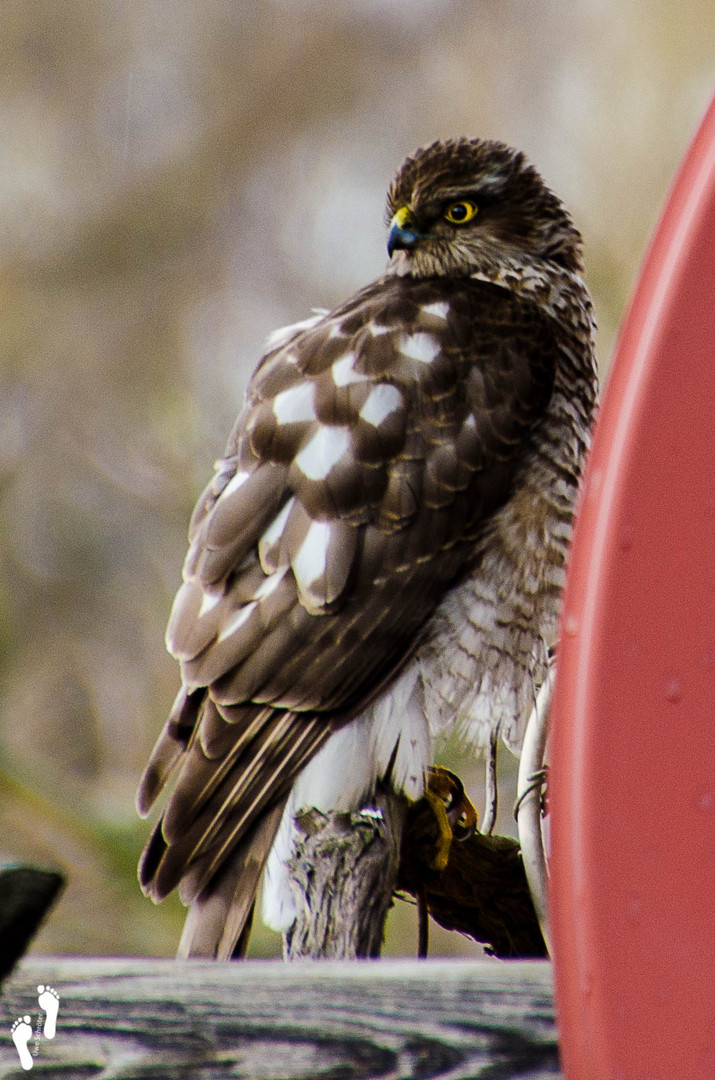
top-left (137, 137), bottom-right (598, 957)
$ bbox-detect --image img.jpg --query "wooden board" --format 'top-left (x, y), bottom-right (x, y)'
top-left (0, 957), bottom-right (561, 1078)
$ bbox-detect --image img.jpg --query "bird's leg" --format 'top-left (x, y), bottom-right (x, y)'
top-left (422, 766), bottom-right (478, 871)
top-left (481, 729), bottom-right (499, 835)
top-left (421, 786), bottom-right (453, 872)
top-left (416, 881), bottom-right (429, 959)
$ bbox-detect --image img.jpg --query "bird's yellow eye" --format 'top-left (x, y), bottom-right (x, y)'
top-left (444, 200), bottom-right (478, 225)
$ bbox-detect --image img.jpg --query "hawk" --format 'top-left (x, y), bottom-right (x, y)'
top-left (137, 137), bottom-right (598, 958)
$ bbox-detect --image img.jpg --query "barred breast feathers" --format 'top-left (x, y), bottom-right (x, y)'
top-left (415, 258), bottom-right (597, 755)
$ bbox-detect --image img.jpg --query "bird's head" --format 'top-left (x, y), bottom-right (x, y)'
top-left (385, 137), bottom-right (584, 280)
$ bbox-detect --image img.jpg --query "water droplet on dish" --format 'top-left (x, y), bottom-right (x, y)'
top-left (563, 613), bottom-right (579, 637)
top-left (627, 894), bottom-right (642, 921)
top-left (698, 791), bottom-right (713, 813)
top-left (665, 675), bottom-right (682, 702)
top-left (620, 524), bottom-right (634, 551)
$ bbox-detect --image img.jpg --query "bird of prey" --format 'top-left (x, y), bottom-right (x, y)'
top-left (137, 137), bottom-right (598, 958)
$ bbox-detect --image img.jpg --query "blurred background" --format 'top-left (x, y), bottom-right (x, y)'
top-left (0, 0), bottom-right (712, 959)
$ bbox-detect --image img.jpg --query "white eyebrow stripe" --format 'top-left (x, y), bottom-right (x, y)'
top-left (399, 332), bottom-right (441, 364)
top-left (295, 426), bottom-right (351, 480)
top-left (359, 384), bottom-right (403, 427)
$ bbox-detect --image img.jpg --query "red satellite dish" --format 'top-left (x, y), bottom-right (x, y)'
top-left (550, 92), bottom-right (715, 1079)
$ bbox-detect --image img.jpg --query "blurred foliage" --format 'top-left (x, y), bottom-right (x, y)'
top-left (0, 0), bottom-right (712, 959)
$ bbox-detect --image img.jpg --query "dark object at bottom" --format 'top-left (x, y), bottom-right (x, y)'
top-left (398, 796), bottom-right (547, 959)
top-left (0, 866), bottom-right (65, 986)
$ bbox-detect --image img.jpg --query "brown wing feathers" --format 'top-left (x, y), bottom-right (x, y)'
top-left (137, 274), bottom-right (556, 953)
top-left (177, 799), bottom-right (288, 960)
top-left (139, 703), bottom-right (334, 904)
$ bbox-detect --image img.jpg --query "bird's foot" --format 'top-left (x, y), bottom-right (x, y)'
top-left (422, 766), bottom-right (478, 871)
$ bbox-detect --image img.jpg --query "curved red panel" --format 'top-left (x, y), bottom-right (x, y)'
top-left (550, 92), bottom-right (715, 1080)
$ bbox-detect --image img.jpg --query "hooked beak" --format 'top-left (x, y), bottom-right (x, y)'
top-left (387, 207), bottom-right (422, 258)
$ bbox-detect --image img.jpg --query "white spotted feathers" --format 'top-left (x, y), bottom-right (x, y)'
top-left (167, 282), bottom-right (468, 652)
top-left (398, 332), bottom-right (441, 364)
top-left (138, 136), bottom-right (598, 961)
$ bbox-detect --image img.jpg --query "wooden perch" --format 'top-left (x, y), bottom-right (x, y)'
top-left (282, 768), bottom-right (545, 960)
top-left (397, 794), bottom-right (547, 959)
top-left (284, 790), bottom-right (405, 959)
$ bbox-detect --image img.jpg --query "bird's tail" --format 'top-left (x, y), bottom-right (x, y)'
top-left (177, 797), bottom-right (287, 959)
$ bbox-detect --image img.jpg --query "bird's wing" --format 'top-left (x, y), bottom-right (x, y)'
top-left (138, 273), bottom-right (557, 907)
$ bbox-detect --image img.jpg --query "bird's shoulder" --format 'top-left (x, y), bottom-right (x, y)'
top-left (168, 273), bottom-right (559, 713)
top-left (192, 272), bottom-right (557, 536)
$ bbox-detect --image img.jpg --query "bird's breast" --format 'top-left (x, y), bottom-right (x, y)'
top-left (414, 424), bottom-right (579, 755)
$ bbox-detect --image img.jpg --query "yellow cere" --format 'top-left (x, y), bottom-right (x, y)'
top-left (444, 200), bottom-right (478, 225)
top-left (390, 206), bottom-right (412, 228)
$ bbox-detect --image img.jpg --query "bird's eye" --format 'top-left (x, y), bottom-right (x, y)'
top-left (444, 200), bottom-right (478, 225)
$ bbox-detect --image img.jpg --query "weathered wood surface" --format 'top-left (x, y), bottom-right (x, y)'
top-left (398, 795), bottom-right (547, 960)
top-left (283, 770), bottom-right (546, 963)
top-left (0, 957), bottom-right (561, 1078)
top-left (286, 793), bottom-right (406, 959)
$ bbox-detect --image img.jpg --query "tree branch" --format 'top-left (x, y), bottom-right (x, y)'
top-left (280, 769), bottom-right (546, 961)
top-left (397, 795), bottom-right (547, 958)
top-left (284, 790), bottom-right (406, 959)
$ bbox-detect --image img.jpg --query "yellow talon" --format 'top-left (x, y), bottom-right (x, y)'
top-left (423, 786), bottom-right (453, 871)
top-left (422, 766), bottom-right (478, 871)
